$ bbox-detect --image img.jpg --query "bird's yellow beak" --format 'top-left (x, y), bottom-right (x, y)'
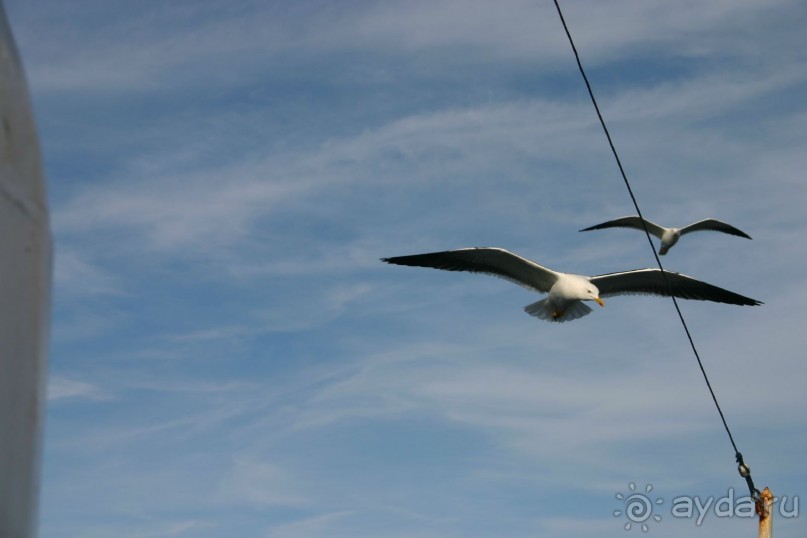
top-left (595, 297), bottom-right (605, 307)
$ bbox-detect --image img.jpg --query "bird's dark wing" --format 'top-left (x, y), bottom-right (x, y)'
top-left (381, 247), bottom-right (559, 293)
top-left (679, 219), bottom-right (752, 239)
top-left (579, 215), bottom-right (666, 239)
top-left (590, 268), bottom-right (762, 306)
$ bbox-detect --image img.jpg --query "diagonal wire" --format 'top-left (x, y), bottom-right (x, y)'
top-left (551, 0), bottom-right (758, 497)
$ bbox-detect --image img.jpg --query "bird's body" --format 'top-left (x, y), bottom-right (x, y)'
top-left (382, 247), bottom-right (760, 322)
top-left (533, 272), bottom-right (603, 321)
top-left (579, 216), bottom-right (752, 255)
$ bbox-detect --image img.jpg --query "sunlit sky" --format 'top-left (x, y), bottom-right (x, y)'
top-left (6, 0), bottom-right (807, 536)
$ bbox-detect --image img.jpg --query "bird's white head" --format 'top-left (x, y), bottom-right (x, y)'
top-left (552, 274), bottom-right (605, 307)
top-left (584, 283), bottom-right (605, 307)
top-left (537, 277), bottom-right (606, 322)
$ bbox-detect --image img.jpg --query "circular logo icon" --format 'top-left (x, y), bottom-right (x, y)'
top-left (614, 483), bottom-right (663, 532)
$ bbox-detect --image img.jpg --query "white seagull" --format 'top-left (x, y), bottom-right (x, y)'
top-left (382, 247), bottom-right (761, 322)
top-left (580, 216), bottom-right (752, 255)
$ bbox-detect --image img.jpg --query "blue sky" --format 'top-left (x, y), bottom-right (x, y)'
top-left (5, 0), bottom-right (807, 536)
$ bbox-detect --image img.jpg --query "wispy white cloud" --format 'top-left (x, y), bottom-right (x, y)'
top-left (50, 306), bottom-right (128, 342)
top-left (52, 55), bottom-right (802, 271)
top-left (60, 519), bottom-right (213, 538)
top-left (14, 0), bottom-right (796, 96)
top-left (53, 247), bottom-right (125, 298)
top-left (47, 376), bottom-right (107, 401)
top-left (218, 456), bottom-right (310, 508)
top-left (262, 510), bottom-right (355, 538)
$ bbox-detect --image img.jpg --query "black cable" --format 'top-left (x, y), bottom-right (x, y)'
top-left (551, 0), bottom-right (758, 497)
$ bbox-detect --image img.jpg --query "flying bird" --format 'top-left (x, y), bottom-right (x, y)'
top-left (579, 216), bottom-right (752, 255)
top-left (382, 247), bottom-right (761, 322)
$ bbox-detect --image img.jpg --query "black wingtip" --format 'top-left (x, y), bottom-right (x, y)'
top-left (730, 230), bottom-right (753, 240)
top-left (730, 225), bottom-right (752, 240)
top-left (739, 296), bottom-right (763, 306)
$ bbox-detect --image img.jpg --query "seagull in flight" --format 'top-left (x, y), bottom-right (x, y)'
top-left (579, 216), bottom-right (752, 255)
top-left (382, 247), bottom-right (761, 322)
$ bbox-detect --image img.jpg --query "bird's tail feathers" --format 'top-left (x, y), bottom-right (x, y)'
top-left (523, 298), bottom-right (592, 323)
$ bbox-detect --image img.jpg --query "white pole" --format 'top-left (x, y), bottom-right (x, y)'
top-left (0, 3), bottom-right (52, 537)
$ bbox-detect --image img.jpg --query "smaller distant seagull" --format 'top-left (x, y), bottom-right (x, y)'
top-left (579, 216), bottom-right (752, 255)
top-left (382, 247), bottom-right (761, 323)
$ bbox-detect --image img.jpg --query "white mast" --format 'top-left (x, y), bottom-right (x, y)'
top-left (0, 3), bottom-right (52, 537)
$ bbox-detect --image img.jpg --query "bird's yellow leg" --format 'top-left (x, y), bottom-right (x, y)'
top-left (552, 310), bottom-right (564, 320)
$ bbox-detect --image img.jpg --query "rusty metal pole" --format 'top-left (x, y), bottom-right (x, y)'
top-left (756, 487), bottom-right (773, 538)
